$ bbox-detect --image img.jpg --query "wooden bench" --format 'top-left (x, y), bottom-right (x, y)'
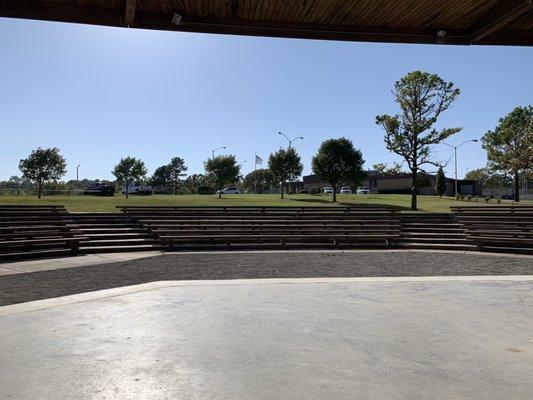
top-left (451, 206), bottom-right (533, 254)
top-left (0, 205), bottom-right (86, 261)
top-left (119, 206), bottom-right (401, 250)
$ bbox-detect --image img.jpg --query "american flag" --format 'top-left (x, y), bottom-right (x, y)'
top-left (255, 154), bottom-right (263, 165)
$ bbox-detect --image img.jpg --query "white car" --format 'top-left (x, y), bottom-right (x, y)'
top-left (356, 187), bottom-right (371, 194)
top-left (216, 187), bottom-right (240, 194)
top-left (323, 187), bottom-right (334, 195)
top-left (122, 183), bottom-right (153, 195)
top-left (340, 187), bottom-right (352, 194)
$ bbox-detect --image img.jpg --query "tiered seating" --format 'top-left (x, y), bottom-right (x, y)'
top-left (119, 206), bottom-right (401, 250)
top-left (0, 205), bottom-right (86, 261)
top-left (451, 206), bottom-right (533, 254)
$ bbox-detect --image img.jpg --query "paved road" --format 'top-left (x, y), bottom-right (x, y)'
top-left (1, 277), bottom-right (532, 399)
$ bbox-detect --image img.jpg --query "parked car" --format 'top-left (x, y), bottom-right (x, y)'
top-left (216, 187), bottom-right (240, 195)
top-left (356, 187), bottom-right (371, 194)
top-left (83, 183), bottom-right (115, 196)
top-left (323, 187), bottom-right (334, 194)
top-left (340, 187), bottom-right (352, 194)
top-left (122, 183), bottom-right (153, 195)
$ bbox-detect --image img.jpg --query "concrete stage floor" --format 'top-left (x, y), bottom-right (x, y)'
top-left (1, 277), bottom-right (533, 399)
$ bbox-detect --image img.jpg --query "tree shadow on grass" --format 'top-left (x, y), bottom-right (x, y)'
top-left (288, 197), bottom-right (410, 211)
top-left (288, 197), bottom-right (333, 205)
top-left (337, 202), bottom-right (410, 211)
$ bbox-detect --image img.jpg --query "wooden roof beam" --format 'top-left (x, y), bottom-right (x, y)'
top-left (124, 0), bottom-right (136, 27)
top-left (469, 0), bottom-right (533, 43)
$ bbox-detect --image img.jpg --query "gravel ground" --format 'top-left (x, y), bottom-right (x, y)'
top-left (1, 251), bottom-right (532, 306)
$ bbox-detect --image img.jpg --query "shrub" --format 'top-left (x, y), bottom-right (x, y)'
top-left (310, 187), bottom-right (321, 195)
top-left (497, 198), bottom-right (502, 204)
top-left (299, 190), bottom-right (309, 194)
top-left (466, 195), bottom-right (472, 202)
top-left (484, 196), bottom-right (490, 203)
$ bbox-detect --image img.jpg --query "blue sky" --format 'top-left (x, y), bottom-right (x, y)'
top-left (1, 17), bottom-right (532, 182)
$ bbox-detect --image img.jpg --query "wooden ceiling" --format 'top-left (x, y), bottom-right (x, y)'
top-left (1, 0), bottom-right (532, 46)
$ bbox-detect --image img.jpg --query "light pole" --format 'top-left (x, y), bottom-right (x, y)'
top-left (211, 146), bottom-right (227, 159)
top-left (76, 164), bottom-right (80, 188)
top-left (278, 132), bottom-right (303, 148)
top-left (442, 139), bottom-right (478, 196)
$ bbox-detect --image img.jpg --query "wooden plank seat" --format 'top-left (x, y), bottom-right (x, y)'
top-left (0, 205), bottom-right (85, 261)
top-left (451, 206), bottom-right (533, 254)
top-left (120, 206), bottom-right (400, 250)
top-left (160, 233), bottom-right (399, 249)
top-left (119, 205), bottom-right (397, 211)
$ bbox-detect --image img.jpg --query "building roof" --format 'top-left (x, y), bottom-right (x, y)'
top-left (1, 1), bottom-right (532, 46)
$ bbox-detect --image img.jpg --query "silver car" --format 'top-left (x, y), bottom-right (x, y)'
top-left (340, 187), bottom-right (352, 194)
top-left (216, 187), bottom-right (241, 194)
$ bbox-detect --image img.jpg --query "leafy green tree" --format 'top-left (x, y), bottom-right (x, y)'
top-left (435, 167), bottom-right (446, 197)
top-left (482, 106), bottom-right (533, 202)
top-left (465, 168), bottom-right (513, 189)
top-left (376, 70), bottom-right (461, 210)
top-left (242, 169), bottom-right (276, 194)
top-left (112, 157), bottom-right (147, 199)
top-left (372, 162), bottom-right (404, 176)
top-left (150, 165), bottom-right (171, 190)
top-left (268, 147), bottom-right (303, 199)
top-left (19, 147), bottom-right (67, 199)
top-left (204, 155), bottom-right (241, 198)
top-left (183, 173), bottom-right (206, 194)
top-left (168, 157), bottom-right (188, 195)
top-left (312, 138), bottom-right (366, 203)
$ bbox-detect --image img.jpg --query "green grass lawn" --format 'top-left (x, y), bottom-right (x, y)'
top-left (0, 193), bottom-right (529, 213)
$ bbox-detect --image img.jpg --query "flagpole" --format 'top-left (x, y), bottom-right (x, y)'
top-left (254, 153), bottom-right (257, 194)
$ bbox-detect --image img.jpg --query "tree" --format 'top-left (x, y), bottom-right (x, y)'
top-left (372, 162), bottom-right (404, 176)
top-left (376, 70), bottom-right (461, 210)
top-left (168, 157), bottom-right (188, 195)
top-left (465, 168), bottom-right (513, 189)
top-left (481, 106), bottom-right (533, 202)
top-left (150, 165), bottom-right (171, 189)
top-left (242, 169), bottom-right (276, 194)
top-left (112, 157), bottom-right (147, 199)
top-left (204, 155), bottom-right (241, 198)
top-left (19, 147), bottom-right (67, 199)
top-left (435, 167), bottom-right (446, 197)
top-left (183, 173), bottom-right (206, 194)
top-left (268, 147), bottom-right (303, 199)
top-left (311, 138), bottom-right (366, 203)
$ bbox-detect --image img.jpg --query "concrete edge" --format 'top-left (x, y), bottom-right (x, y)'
top-left (2, 275), bottom-right (533, 317)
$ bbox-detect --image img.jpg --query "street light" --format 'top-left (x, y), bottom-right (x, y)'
top-left (278, 132), bottom-right (303, 148)
top-left (211, 146), bottom-right (227, 159)
top-left (76, 164), bottom-right (80, 188)
top-left (442, 139), bottom-right (478, 196)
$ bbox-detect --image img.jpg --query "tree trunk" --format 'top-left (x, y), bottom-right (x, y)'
top-left (280, 182), bottom-right (284, 199)
top-left (410, 168), bottom-right (418, 211)
top-left (125, 187), bottom-right (129, 199)
top-left (37, 181), bottom-right (42, 199)
top-left (218, 189), bottom-right (222, 199)
top-left (514, 170), bottom-right (520, 202)
top-left (332, 185), bottom-right (337, 203)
